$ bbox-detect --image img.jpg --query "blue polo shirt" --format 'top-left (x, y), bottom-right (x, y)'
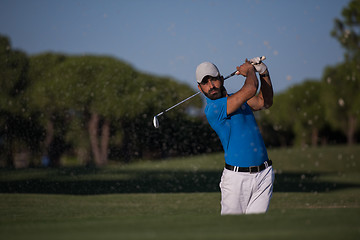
top-left (205, 96), bottom-right (268, 167)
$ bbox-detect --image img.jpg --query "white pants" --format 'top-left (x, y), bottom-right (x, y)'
top-left (219, 166), bottom-right (274, 215)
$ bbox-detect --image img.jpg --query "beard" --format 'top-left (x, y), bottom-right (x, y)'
top-left (203, 85), bottom-right (227, 100)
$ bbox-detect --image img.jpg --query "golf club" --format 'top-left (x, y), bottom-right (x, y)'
top-left (153, 56), bottom-right (266, 128)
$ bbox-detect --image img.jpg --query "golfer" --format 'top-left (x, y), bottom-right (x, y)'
top-left (196, 57), bottom-right (274, 215)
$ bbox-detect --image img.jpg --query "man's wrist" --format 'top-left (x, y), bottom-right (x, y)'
top-left (247, 67), bottom-right (256, 76)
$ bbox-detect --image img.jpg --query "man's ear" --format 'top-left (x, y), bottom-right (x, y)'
top-left (197, 84), bottom-right (203, 93)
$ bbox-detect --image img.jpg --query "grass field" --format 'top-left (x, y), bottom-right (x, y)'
top-left (1, 145), bottom-right (359, 239)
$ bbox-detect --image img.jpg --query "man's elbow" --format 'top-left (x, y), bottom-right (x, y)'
top-left (264, 98), bottom-right (273, 109)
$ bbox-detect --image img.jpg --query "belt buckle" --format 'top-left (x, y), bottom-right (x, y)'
top-left (264, 161), bottom-right (269, 169)
top-left (249, 166), bottom-right (259, 174)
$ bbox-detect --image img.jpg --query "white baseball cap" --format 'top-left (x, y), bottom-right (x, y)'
top-left (195, 62), bottom-right (220, 83)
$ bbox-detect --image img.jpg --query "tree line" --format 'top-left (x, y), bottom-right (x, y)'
top-left (0, 0), bottom-right (359, 168)
top-left (0, 36), bottom-right (223, 168)
top-left (260, 0), bottom-right (360, 148)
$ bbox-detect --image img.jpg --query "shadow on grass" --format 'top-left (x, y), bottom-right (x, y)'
top-left (0, 167), bottom-right (359, 195)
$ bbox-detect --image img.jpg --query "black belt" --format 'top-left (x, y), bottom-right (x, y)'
top-left (225, 160), bottom-right (272, 173)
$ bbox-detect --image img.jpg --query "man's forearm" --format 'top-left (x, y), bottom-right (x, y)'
top-left (244, 67), bottom-right (259, 94)
top-left (259, 70), bottom-right (273, 108)
top-left (227, 68), bottom-right (258, 115)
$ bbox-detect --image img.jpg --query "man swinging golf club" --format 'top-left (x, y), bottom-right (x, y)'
top-left (196, 57), bottom-right (274, 215)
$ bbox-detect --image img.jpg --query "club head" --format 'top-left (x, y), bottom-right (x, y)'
top-left (153, 116), bottom-right (159, 128)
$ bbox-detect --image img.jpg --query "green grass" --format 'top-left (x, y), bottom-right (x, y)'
top-left (1, 145), bottom-right (360, 240)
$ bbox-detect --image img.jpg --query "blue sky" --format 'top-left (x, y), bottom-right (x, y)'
top-left (0, 0), bottom-right (350, 94)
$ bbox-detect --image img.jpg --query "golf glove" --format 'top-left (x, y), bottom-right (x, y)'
top-left (250, 57), bottom-right (267, 74)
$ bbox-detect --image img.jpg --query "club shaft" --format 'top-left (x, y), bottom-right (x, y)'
top-left (157, 91), bottom-right (201, 116)
top-left (156, 70), bottom-right (237, 117)
top-left (224, 70), bottom-right (238, 80)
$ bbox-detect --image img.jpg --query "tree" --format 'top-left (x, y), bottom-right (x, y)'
top-left (286, 80), bottom-right (326, 147)
top-left (321, 62), bottom-right (360, 145)
top-left (117, 72), bottom-right (203, 161)
top-left (28, 54), bottom-right (202, 166)
top-left (41, 55), bottom-right (138, 166)
top-left (259, 91), bottom-right (295, 147)
top-left (0, 35), bottom-right (37, 167)
top-left (259, 80), bottom-right (328, 147)
top-left (332, 0), bottom-right (360, 61)
top-left (26, 53), bottom-right (68, 166)
top-left (314, 0), bottom-right (360, 145)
